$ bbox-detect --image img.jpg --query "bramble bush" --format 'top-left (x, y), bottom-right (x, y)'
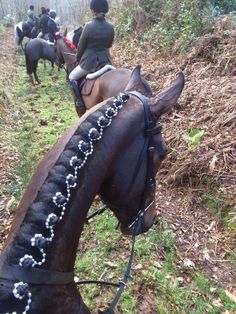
top-left (111, 0), bottom-right (235, 52)
top-left (213, 0), bottom-right (236, 14)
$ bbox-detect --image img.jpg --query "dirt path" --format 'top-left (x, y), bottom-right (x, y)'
top-left (0, 27), bottom-right (20, 245)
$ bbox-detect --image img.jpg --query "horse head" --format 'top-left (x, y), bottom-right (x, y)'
top-left (55, 36), bottom-right (76, 71)
top-left (99, 66), bottom-right (185, 235)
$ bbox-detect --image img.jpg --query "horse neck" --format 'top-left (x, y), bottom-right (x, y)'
top-left (59, 39), bottom-right (76, 74)
top-left (2, 102), bottom-right (133, 273)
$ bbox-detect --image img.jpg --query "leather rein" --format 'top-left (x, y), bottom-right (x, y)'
top-left (0, 91), bottom-right (162, 313)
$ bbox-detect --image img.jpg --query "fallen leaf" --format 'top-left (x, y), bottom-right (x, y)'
top-left (153, 261), bottom-right (162, 268)
top-left (183, 258), bottom-right (195, 269)
top-left (225, 290), bottom-right (236, 303)
top-left (104, 261), bottom-right (117, 268)
top-left (6, 196), bottom-right (15, 211)
top-left (203, 248), bottom-right (210, 261)
top-left (133, 263), bottom-right (143, 270)
top-left (209, 155), bottom-right (218, 172)
top-left (212, 298), bottom-right (223, 307)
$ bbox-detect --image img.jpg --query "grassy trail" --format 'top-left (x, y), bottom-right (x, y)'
top-left (0, 28), bottom-right (236, 313)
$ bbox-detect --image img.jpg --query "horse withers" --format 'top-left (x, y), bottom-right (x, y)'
top-left (0, 68), bottom-right (184, 313)
top-left (25, 38), bottom-right (57, 84)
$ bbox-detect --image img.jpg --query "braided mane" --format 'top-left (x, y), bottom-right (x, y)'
top-left (6, 97), bottom-right (124, 265)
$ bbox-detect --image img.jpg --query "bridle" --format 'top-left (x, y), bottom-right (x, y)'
top-left (126, 91), bottom-right (162, 233)
top-left (85, 91), bottom-right (163, 313)
top-left (55, 37), bottom-right (77, 71)
top-left (0, 91), bottom-right (162, 313)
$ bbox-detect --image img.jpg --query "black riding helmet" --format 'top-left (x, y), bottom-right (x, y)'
top-left (90, 0), bottom-right (109, 13)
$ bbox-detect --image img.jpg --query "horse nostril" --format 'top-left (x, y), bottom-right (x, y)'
top-left (153, 215), bottom-right (159, 225)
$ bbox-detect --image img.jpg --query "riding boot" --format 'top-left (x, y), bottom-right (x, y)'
top-left (68, 79), bottom-right (86, 116)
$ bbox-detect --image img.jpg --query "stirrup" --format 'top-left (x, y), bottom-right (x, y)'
top-left (76, 99), bottom-right (85, 109)
top-left (75, 100), bottom-right (86, 116)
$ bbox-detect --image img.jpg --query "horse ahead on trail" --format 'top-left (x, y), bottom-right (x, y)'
top-left (25, 38), bottom-right (57, 84)
top-left (66, 26), bottom-right (83, 48)
top-left (15, 18), bottom-right (40, 48)
top-left (0, 68), bottom-right (184, 313)
top-left (55, 32), bottom-right (153, 116)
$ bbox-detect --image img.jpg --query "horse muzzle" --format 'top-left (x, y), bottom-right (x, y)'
top-left (120, 213), bottom-right (158, 236)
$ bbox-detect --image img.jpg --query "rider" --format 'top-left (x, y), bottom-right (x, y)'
top-left (37, 7), bottom-right (49, 39)
top-left (27, 5), bottom-right (36, 27)
top-left (68, 0), bottom-right (114, 115)
top-left (48, 9), bottom-right (60, 43)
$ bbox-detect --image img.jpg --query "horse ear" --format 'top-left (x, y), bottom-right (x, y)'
top-left (63, 28), bottom-right (67, 37)
top-left (125, 65), bottom-right (143, 92)
top-left (150, 72), bottom-right (185, 119)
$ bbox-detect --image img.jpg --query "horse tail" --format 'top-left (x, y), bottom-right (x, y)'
top-left (15, 26), bottom-right (22, 45)
top-left (24, 43), bottom-right (31, 75)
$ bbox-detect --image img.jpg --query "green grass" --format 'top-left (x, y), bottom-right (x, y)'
top-left (183, 128), bottom-right (205, 148)
top-left (202, 192), bottom-right (236, 232)
top-left (8, 56), bottom-right (77, 197)
top-left (76, 217), bottom-right (236, 313)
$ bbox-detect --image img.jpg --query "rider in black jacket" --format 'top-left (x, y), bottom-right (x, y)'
top-left (68, 0), bottom-right (114, 115)
top-left (37, 7), bottom-right (49, 39)
top-left (48, 10), bottom-right (60, 42)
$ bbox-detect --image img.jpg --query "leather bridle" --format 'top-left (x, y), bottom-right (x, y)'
top-left (0, 91), bottom-right (162, 313)
top-left (86, 91), bottom-right (163, 313)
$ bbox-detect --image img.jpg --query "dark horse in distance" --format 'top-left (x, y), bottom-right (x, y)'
top-left (25, 38), bottom-right (57, 84)
top-left (0, 68), bottom-right (184, 313)
top-left (15, 18), bottom-right (40, 48)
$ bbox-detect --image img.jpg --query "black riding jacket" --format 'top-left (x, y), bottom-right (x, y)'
top-left (39, 14), bottom-right (49, 34)
top-left (48, 18), bottom-right (59, 42)
top-left (76, 16), bottom-right (114, 72)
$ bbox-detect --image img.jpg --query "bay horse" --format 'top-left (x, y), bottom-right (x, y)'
top-left (25, 38), bottom-right (57, 84)
top-left (0, 68), bottom-right (185, 313)
top-left (55, 34), bottom-right (153, 116)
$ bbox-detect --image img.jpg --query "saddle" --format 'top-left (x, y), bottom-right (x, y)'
top-left (78, 64), bottom-right (116, 96)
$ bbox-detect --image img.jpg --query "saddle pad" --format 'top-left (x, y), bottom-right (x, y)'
top-left (80, 65), bottom-right (116, 96)
top-left (80, 79), bottom-right (96, 97)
